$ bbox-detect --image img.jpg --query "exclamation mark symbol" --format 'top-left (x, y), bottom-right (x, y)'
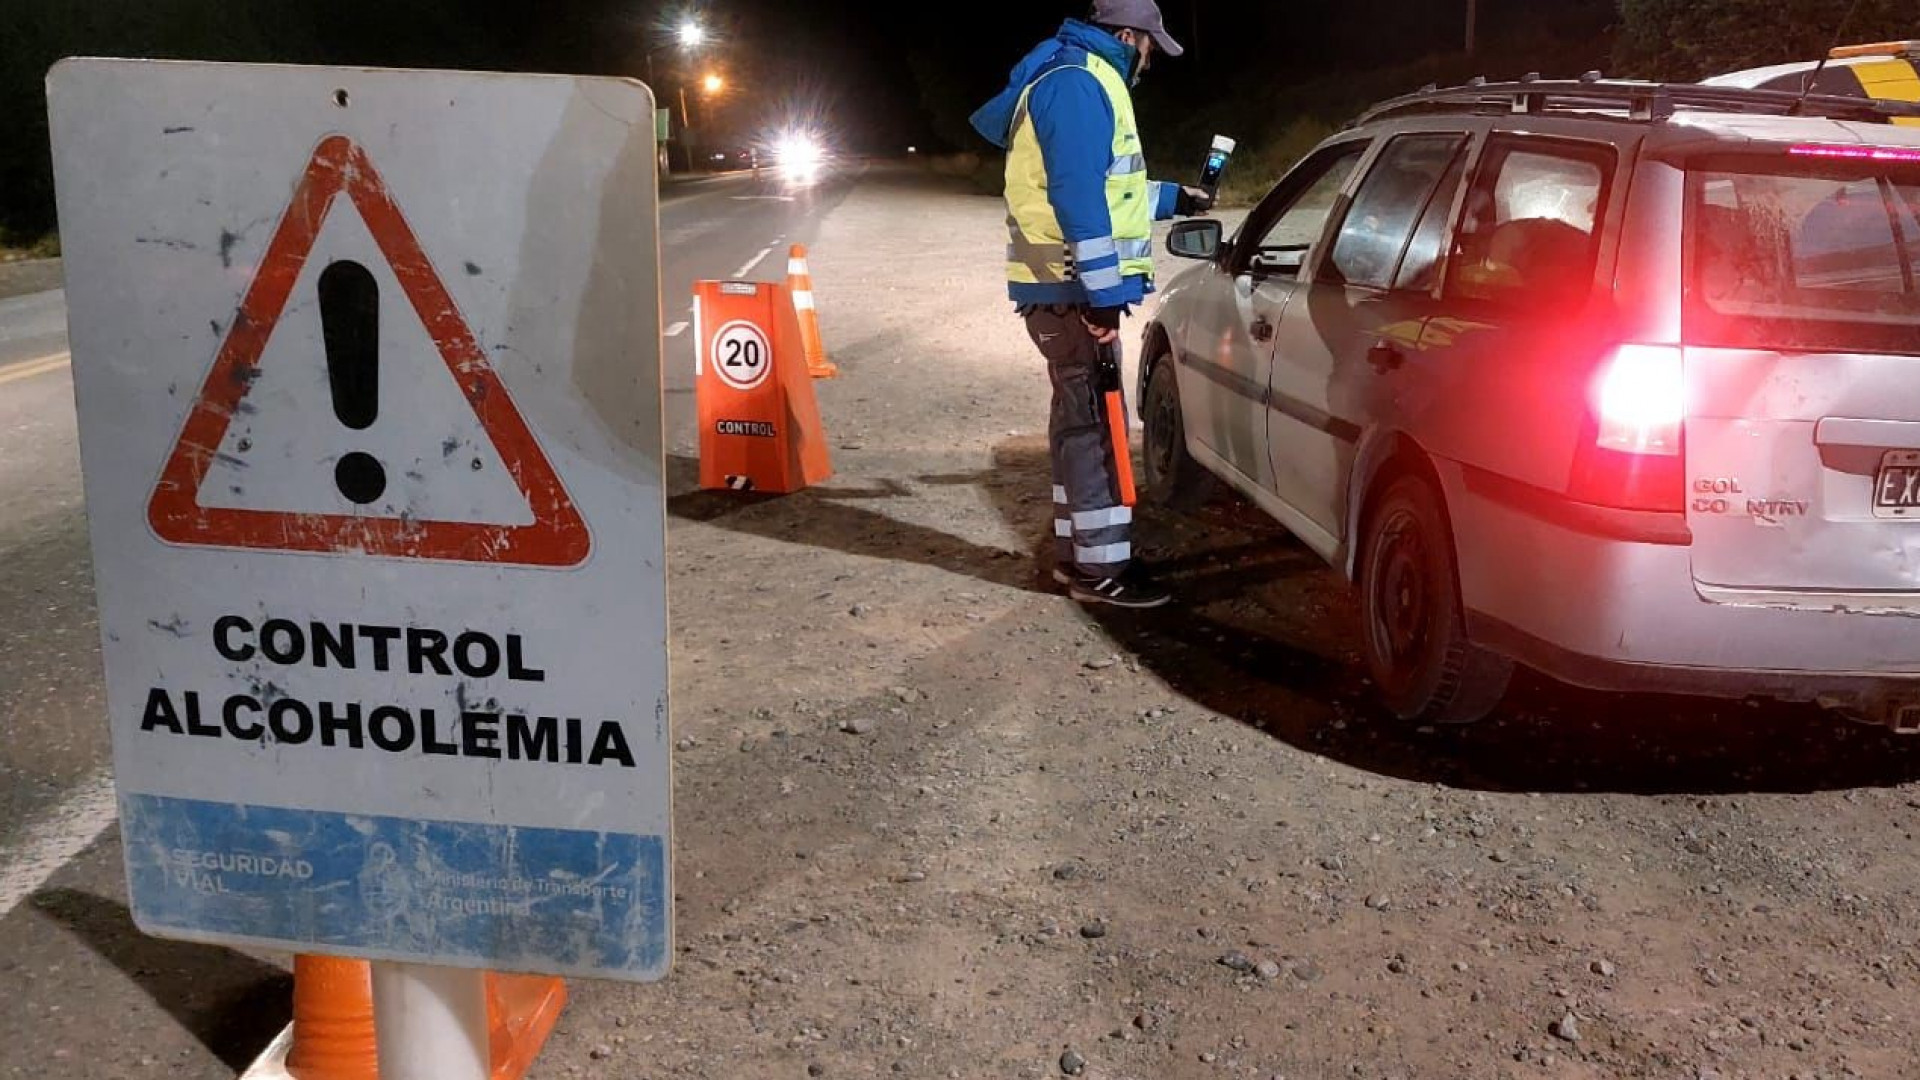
top-left (318, 261), bottom-right (386, 505)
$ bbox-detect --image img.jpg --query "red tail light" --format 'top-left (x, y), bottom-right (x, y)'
top-left (1569, 345), bottom-right (1685, 512)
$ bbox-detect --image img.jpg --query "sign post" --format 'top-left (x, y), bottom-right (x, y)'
top-left (47, 58), bottom-right (674, 1072)
top-left (373, 963), bottom-right (490, 1080)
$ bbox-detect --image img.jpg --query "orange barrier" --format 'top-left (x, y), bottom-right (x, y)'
top-left (281, 955), bottom-right (565, 1080)
top-left (694, 279), bottom-right (833, 494)
top-left (786, 245), bottom-right (838, 379)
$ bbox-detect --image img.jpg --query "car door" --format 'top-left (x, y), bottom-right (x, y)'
top-left (1265, 129), bottom-right (1477, 542)
top-left (1178, 141), bottom-right (1370, 493)
top-left (1399, 134), bottom-right (1623, 497)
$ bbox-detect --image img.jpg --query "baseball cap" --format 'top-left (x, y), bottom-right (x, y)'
top-left (1091, 0), bottom-right (1186, 57)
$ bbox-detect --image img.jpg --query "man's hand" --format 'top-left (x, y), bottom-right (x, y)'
top-left (1082, 305), bottom-right (1122, 345)
top-left (1175, 185), bottom-right (1215, 217)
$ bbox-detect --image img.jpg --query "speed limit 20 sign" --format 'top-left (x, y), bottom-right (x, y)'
top-left (710, 321), bottom-right (771, 391)
top-left (691, 279), bottom-right (832, 494)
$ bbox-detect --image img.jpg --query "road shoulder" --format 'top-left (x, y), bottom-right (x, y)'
top-left (0, 259), bottom-right (63, 301)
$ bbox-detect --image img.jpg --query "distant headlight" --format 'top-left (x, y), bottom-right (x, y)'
top-left (776, 134), bottom-right (824, 180)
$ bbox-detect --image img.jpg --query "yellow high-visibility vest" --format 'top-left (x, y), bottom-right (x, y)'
top-left (1003, 53), bottom-right (1155, 292)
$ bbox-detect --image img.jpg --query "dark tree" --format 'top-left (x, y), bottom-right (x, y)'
top-left (1615, 0), bottom-right (1920, 81)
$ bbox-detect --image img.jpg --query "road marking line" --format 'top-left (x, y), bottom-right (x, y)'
top-left (734, 246), bottom-right (774, 279)
top-left (0, 771), bottom-right (117, 920)
top-left (664, 321), bottom-right (689, 338)
top-left (0, 351), bottom-right (72, 387)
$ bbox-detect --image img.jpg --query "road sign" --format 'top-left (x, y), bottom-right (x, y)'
top-left (710, 320), bottom-right (772, 392)
top-left (48, 60), bottom-right (673, 981)
top-left (146, 134), bottom-right (590, 566)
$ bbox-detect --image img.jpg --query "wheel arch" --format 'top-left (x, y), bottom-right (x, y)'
top-left (1137, 320), bottom-right (1173, 404)
top-left (1341, 430), bottom-right (1448, 581)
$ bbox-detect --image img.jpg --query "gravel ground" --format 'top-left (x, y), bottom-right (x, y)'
top-left (534, 168), bottom-right (1920, 1080)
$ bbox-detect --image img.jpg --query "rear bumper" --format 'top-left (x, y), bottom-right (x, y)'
top-left (1443, 461), bottom-right (1920, 702)
top-left (1466, 612), bottom-right (1920, 705)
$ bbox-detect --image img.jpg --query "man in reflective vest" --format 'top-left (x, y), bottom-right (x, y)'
top-left (971, 0), bottom-right (1210, 609)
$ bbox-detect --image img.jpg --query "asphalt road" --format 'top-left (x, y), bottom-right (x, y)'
top-left (0, 165), bottom-right (855, 1078)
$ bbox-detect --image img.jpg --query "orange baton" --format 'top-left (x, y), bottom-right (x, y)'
top-left (1097, 340), bottom-right (1137, 508)
top-left (1105, 389), bottom-right (1137, 507)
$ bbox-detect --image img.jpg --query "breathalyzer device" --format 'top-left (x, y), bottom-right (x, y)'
top-left (1198, 135), bottom-right (1237, 199)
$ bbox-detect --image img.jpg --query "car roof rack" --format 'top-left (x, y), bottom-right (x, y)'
top-left (1355, 75), bottom-right (1920, 127)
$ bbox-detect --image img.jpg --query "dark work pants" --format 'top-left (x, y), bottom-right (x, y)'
top-left (1021, 304), bottom-right (1132, 578)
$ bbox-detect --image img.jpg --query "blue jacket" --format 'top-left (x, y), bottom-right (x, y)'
top-left (970, 20), bottom-right (1181, 308)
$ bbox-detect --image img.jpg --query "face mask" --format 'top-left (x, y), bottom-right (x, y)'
top-left (1123, 36), bottom-right (1148, 86)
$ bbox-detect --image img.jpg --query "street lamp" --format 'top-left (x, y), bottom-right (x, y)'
top-left (680, 73), bottom-right (727, 136)
top-left (643, 15), bottom-right (708, 175)
top-left (643, 17), bottom-right (707, 87)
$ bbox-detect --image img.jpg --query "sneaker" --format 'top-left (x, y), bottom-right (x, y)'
top-left (1068, 568), bottom-right (1172, 609)
top-left (1051, 566), bottom-right (1073, 588)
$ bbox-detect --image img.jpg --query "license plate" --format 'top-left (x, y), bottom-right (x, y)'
top-left (1874, 450), bottom-right (1920, 517)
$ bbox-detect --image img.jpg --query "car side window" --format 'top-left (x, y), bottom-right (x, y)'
top-left (1325, 133), bottom-right (1468, 290)
top-left (1445, 138), bottom-right (1614, 310)
top-left (1238, 143), bottom-right (1369, 278)
top-left (1393, 146), bottom-right (1470, 293)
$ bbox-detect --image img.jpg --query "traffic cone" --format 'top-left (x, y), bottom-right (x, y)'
top-left (786, 244), bottom-right (838, 379)
top-left (273, 955), bottom-right (566, 1080)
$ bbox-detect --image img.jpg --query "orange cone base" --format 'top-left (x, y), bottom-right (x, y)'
top-left (273, 956), bottom-right (566, 1080)
top-left (487, 973), bottom-right (568, 1080)
top-left (285, 956), bottom-right (379, 1080)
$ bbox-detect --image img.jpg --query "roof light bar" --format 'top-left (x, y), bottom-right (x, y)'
top-left (1828, 41), bottom-right (1920, 61)
top-left (1790, 144), bottom-right (1920, 163)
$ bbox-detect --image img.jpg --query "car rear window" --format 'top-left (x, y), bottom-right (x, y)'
top-left (1688, 158), bottom-right (1920, 355)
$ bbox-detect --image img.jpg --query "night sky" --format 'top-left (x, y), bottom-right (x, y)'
top-left (621, 0), bottom-right (1616, 152)
top-left (0, 0), bottom-right (1620, 235)
top-left (659, 0), bottom-right (1097, 151)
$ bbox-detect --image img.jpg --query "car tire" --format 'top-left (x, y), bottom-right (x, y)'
top-left (1142, 357), bottom-right (1215, 512)
top-left (1359, 474), bottom-right (1513, 725)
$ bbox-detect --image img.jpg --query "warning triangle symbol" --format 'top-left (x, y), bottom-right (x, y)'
top-left (147, 135), bottom-right (591, 568)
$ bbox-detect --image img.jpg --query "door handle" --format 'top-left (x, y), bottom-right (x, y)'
top-left (1250, 317), bottom-right (1275, 343)
top-left (1367, 342), bottom-right (1405, 373)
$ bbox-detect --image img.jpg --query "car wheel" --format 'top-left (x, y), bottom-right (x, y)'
top-left (1359, 474), bottom-right (1513, 724)
top-left (1142, 357), bottom-right (1215, 511)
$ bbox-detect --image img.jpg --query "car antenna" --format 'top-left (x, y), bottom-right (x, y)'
top-left (1792, 0), bottom-right (1867, 115)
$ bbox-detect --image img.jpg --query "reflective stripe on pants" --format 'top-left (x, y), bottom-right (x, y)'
top-left (1025, 305), bottom-right (1132, 577)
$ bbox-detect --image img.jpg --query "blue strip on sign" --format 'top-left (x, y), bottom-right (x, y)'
top-left (120, 794), bottom-right (668, 978)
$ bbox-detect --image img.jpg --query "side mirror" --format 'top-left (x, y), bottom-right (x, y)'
top-left (1167, 219), bottom-right (1224, 260)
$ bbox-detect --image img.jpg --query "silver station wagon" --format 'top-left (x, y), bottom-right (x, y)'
top-left (1140, 78), bottom-right (1920, 727)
